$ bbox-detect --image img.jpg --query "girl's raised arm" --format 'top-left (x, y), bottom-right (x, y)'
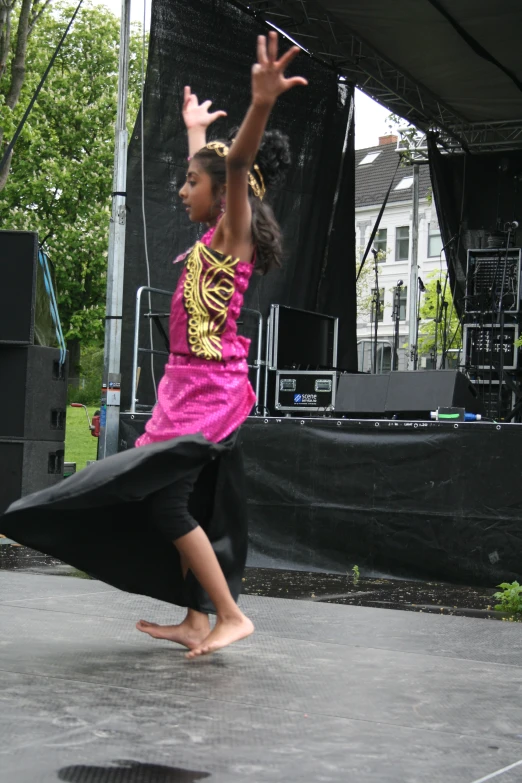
top-left (224, 32), bottom-right (307, 250)
top-left (182, 86), bottom-right (227, 159)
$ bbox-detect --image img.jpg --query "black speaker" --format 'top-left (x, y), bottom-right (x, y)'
top-left (0, 231), bottom-right (38, 344)
top-left (336, 371), bottom-right (485, 418)
top-left (0, 346), bottom-right (68, 440)
top-left (385, 371), bottom-right (484, 416)
top-left (0, 440), bottom-right (64, 514)
top-left (336, 373), bottom-right (390, 413)
top-left (0, 230), bottom-right (59, 346)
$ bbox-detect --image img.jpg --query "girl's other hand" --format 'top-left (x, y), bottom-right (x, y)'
top-left (252, 31), bottom-right (308, 109)
top-left (182, 86), bottom-right (227, 130)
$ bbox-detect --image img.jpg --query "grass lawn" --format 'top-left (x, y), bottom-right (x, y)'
top-left (65, 406), bottom-right (99, 471)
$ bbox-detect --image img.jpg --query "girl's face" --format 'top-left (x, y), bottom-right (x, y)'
top-left (179, 160), bottom-right (218, 224)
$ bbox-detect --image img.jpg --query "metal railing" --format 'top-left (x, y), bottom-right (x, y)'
top-left (130, 285), bottom-right (263, 414)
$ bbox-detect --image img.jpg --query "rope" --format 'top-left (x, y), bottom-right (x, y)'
top-left (38, 250), bottom-right (67, 364)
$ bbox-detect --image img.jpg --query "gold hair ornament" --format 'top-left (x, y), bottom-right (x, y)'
top-left (202, 142), bottom-right (266, 200)
top-left (204, 141), bottom-right (230, 158)
top-left (248, 164), bottom-right (266, 201)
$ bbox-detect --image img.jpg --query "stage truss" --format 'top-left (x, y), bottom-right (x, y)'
top-left (241, 0), bottom-right (522, 155)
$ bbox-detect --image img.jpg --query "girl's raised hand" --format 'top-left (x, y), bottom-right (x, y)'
top-left (252, 31), bottom-right (308, 108)
top-left (182, 86), bottom-right (227, 130)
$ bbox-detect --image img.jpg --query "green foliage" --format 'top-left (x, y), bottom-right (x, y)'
top-left (386, 113), bottom-right (424, 165)
top-left (352, 565), bottom-right (360, 585)
top-left (1, 1), bottom-right (147, 344)
top-left (494, 582), bottom-right (522, 616)
top-left (418, 270), bottom-right (462, 357)
top-left (68, 343), bottom-right (104, 405)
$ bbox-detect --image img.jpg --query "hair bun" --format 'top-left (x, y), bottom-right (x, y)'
top-left (227, 127), bottom-right (291, 191)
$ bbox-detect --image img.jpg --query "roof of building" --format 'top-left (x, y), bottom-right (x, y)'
top-left (355, 143), bottom-right (432, 209)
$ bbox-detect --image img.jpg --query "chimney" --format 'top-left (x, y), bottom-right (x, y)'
top-left (379, 134), bottom-right (398, 146)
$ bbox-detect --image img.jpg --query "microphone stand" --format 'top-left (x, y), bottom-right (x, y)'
top-left (393, 280), bottom-right (403, 371)
top-left (413, 277), bottom-right (425, 370)
top-left (372, 249), bottom-right (380, 374)
top-left (433, 279), bottom-right (442, 369)
top-left (440, 300), bottom-right (449, 368)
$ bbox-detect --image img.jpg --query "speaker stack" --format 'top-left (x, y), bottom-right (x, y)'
top-left (0, 231), bottom-right (68, 514)
top-left (463, 247), bottom-right (522, 419)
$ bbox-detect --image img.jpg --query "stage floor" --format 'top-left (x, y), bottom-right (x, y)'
top-left (2, 572), bottom-right (522, 782)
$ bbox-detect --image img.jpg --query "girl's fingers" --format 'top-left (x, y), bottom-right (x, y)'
top-left (283, 76), bottom-right (308, 91)
top-left (257, 35), bottom-right (268, 65)
top-left (201, 99), bottom-right (212, 110)
top-left (267, 30), bottom-right (278, 61)
top-left (209, 110), bottom-right (227, 121)
top-left (276, 45), bottom-right (302, 71)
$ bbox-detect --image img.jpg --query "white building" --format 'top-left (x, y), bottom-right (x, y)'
top-left (355, 135), bottom-right (445, 372)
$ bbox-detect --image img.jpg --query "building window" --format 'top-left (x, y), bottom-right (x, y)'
top-left (359, 151), bottom-right (381, 165)
top-left (395, 226), bottom-right (409, 261)
top-left (393, 286), bottom-right (407, 322)
top-left (373, 228), bottom-right (387, 257)
top-left (370, 288), bottom-right (385, 322)
top-left (394, 176), bottom-right (413, 191)
top-left (379, 343), bottom-right (392, 372)
top-left (428, 223), bottom-right (443, 257)
top-left (399, 286), bottom-right (408, 321)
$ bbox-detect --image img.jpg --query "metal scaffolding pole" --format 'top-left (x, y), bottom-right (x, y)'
top-left (408, 164), bottom-right (420, 369)
top-left (98, 0), bottom-right (131, 459)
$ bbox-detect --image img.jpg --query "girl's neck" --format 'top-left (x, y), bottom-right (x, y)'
top-left (201, 222), bottom-right (218, 247)
top-left (202, 211), bottom-right (224, 245)
top-left (207, 210), bottom-right (224, 229)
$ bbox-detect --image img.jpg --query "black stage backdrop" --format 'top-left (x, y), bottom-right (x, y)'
top-left (428, 137), bottom-right (522, 316)
top-left (121, 0), bottom-right (356, 410)
top-left (119, 412), bottom-right (522, 586)
top-left (240, 417), bottom-right (522, 586)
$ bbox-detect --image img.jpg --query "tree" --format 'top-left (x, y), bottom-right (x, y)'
top-left (0, 0), bottom-right (53, 190)
top-left (0, 2), bottom-right (146, 376)
top-left (418, 270), bottom-right (462, 359)
top-left (386, 113), bottom-right (423, 158)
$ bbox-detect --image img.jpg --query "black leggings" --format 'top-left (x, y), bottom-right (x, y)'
top-left (146, 464), bottom-right (204, 543)
top-left (146, 459), bottom-right (219, 543)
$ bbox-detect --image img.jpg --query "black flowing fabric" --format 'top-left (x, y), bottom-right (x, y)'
top-left (122, 0), bottom-right (356, 411)
top-left (428, 136), bottom-right (522, 316)
top-left (0, 434), bottom-right (248, 613)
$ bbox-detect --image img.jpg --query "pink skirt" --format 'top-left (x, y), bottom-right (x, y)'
top-left (135, 354), bottom-right (256, 447)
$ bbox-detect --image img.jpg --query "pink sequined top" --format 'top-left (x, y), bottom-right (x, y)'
top-left (135, 225), bottom-right (256, 446)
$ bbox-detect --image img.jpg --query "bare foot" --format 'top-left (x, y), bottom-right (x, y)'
top-left (136, 615), bottom-right (210, 650)
top-left (186, 613), bottom-right (254, 659)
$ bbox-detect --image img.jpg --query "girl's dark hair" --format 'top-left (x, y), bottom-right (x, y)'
top-left (192, 129), bottom-right (291, 275)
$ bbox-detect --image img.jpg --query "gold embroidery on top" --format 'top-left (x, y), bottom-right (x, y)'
top-left (183, 242), bottom-right (240, 361)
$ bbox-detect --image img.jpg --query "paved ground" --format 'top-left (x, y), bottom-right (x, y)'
top-left (2, 571), bottom-right (522, 782)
